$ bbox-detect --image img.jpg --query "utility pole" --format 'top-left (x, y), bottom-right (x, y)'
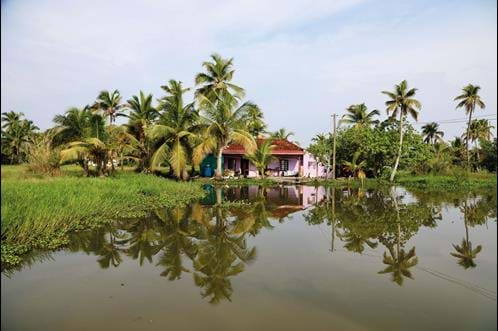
top-left (332, 113), bottom-right (337, 180)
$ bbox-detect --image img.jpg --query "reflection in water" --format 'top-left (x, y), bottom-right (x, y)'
top-left (4, 185), bottom-right (497, 302)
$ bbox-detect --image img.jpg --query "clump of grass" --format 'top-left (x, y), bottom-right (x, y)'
top-left (1, 166), bottom-right (205, 268)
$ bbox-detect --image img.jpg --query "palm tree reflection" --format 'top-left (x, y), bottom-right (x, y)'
top-left (451, 200), bottom-right (483, 269)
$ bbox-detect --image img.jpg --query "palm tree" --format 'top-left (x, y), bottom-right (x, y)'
top-left (53, 107), bottom-right (104, 145)
top-left (94, 90), bottom-right (124, 125)
top-left (1, 111), bottom-right (24, 130)
top-left (463, 119), bottom-right (494, 165)
top-left (382, 80), bottom-right (421, 182)
top-left (421, 122), bottom-right (444, 145)
top-left (1, 112), bottom-right (39, 164)
top-left (270, 128), bottom-right (295, 140)
top-left (245, 140), bottom-right (276, 178)
top-left (246, 105), bottom-right (266, 137)
top-left (341, 103), bottom-right (380, 128)
top-left (149, 80), bottom-right (198, 180)
top-left (198, 95), bottom-right (256, 179)
top-left (343, 151), bottom-right (367, 178)
top-left (60, 137), bottom-right (109, 176)
top-left (195, 53), bottom-right (245, 109)
top-left (124, 91), bottom-right (158, 172)
top-left (454, 84), bottom-right (486, 168)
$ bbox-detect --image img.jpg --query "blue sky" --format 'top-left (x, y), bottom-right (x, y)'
top-left (2, 0), bottom-right (496, 145)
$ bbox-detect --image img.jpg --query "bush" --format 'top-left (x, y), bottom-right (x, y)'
top-left (26, 133), bottom-right (61, 176)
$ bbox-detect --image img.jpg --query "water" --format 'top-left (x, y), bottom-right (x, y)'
top-left (2, 185), bottom-right (497, 331)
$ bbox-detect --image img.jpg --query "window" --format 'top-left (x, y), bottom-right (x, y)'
top-left (280, 159), bottom-right (289, 171)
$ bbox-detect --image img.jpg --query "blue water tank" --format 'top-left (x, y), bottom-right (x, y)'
top-left (203, 164), bottom-right (212, 177)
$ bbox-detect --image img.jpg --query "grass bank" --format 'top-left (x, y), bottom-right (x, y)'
top-left (1, 165), bottom-right (205, 268)
top-left (193, 171), bottom-right (497, 191)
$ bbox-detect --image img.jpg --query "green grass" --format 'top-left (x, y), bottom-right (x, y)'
top-left (193, 171), bottom-right (497, 191)
top-left (394, 171), bottom-right (497, 190)
top-left (1, 165), bottom-right (205, 268)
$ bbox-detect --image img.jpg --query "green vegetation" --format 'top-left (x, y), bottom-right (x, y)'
top-left (1, 165), bottom-right (204, 268)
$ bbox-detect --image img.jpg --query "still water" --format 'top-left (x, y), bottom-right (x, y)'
top-left (2, 185), bottom-right (497, 331)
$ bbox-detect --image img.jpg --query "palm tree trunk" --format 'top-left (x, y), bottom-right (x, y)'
top-left (83, 157), bottom-right (89, 177)
top-left (390, 113), bottom-right (404, 182)
top-left (120, 153), bottom-right (124, 171)
top-left (466, 107), bottom-right (473, 170)
top-left (215, 147), bottom-right (223, 179)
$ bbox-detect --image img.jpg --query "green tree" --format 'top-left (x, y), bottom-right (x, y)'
top-left (246, 105), bottom-right (266, 137)
top-left (124, 91), bottom-right (158, 172)
top-left (454, 84), bottom-right (486, 168)
top-left (342, 151), bottom-right (367, 178)
top-left (245, 139), bottom-right (276, 178)
top-left (195, 53), bottom-right (245, 109)
top-left (1, 114), bottom-right (39, 164)
top-left (341, 103), bottom-right (380, 128)
top-left (382, 80), bottom-right (422, 181)
top-left (270, 128), bottom-right (295, 140)
top-left (149, 80), bottom-right (199, 180)
top-left (421, 122), bottom-right (444, 145)
top-left (94, 90), bottom-right (124, 125)
top-left (198, 96), bottom-right (256, 179)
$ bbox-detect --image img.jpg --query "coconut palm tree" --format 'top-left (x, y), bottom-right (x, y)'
top-left (124, 91), bottom-right (158, 172)
top-left (421, 122), bottom-right (444, 145)
top-left (454, 84), bottom-right (486, 168)
top-left (343, 151), bottom-right (367, 178)
top-left (245, 139), bottom-right (276, 178)
top-left (94, 90), bottom-right (124, 125)
top-left (463, 119), bottom-right (495, 166)
top-left (1, 112), bottom-right (39, 164)
top-left (60, 137), bottom-right (109, 176)
top-left (270, 128), bottom-right (295, 140)
top-left (1, 111), bottom-right (24, 130)
top-left (382, 80), bottom-right (421, 182)
top-left (149, 80), bottom-right (199, 180)
top-left (246, 105), bottom-right (266, 137)
top-left (341, 103), bottom-right (380, 128)
top-left (195, 53), bottom-right (245, 109)
top-left (197, 95), bottom-right (256, 179)
top-left (53, 107), bottom-right (104, 145)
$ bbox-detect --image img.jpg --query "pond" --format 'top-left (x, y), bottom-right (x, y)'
top-left (2, 185), bottom-right (497, 331)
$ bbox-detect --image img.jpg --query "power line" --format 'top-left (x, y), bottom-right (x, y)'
top-left (408, 114), bottom-right (497, 126)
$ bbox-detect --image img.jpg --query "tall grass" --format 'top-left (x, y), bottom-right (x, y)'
top-left (1, 165), bottom-right (205, 267)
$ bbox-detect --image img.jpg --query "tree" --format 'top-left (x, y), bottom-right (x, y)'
top-left (382, 80), bottom-right (421, 181)
top-left (94, 90), bottom-right (124, 125)
top-left (308, 133), bottom-right (332, 177)
top-left (270, 128), bottom-right (295, 140)
top-left (1, 112), bottom-right (39, 164)
top-left (342, 151), bottom-right (367, 178)
top-left (245, 139), bottom-right (276, 178)
top-left (195, 53), bottom-right (245, 109)
top-left (124, 91), bottom-right (158, 172)
top-left (454, 84), bottom-right (486, 169)
top-left (341, 103), bottom-right (380, 128)
top-left (198, 95), bottom-right (256, 179)
top-left (60, 137), bottom-right (109, 176)
top-left (246, 105), bottom-right (266, 137)
top-left (149, 80), bottom-right (199, 180)
top-left (421, 122), bottom-right (444, 145)
top-left (53, 107), bottom-right (104, 145)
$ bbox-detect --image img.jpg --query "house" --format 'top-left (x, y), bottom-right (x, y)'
top-left (200, 138), bottom-right (327, 178)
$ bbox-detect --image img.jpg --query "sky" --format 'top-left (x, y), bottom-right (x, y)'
top-left (1, 0), bottom-right (497, 146)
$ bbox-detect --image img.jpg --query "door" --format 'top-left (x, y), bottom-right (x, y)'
top-left (241, 158), bottom-right (249, 177)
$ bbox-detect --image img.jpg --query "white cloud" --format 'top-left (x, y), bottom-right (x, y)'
top-left (1, 0), bottom-right (496, 145)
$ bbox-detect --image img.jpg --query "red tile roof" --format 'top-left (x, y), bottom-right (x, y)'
top-left (223, 138), bottom-right (304, 155)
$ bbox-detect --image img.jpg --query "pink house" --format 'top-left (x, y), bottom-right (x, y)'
top-left (222, 138), bottom-right (327, 178)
